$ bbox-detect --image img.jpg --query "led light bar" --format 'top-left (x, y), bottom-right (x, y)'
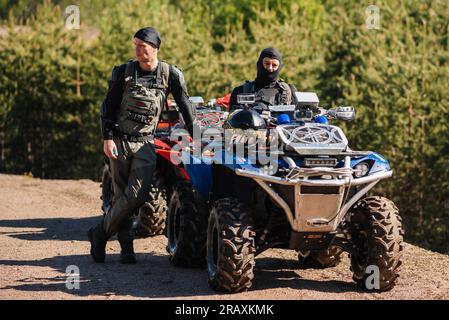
top-left (304, 158), bottom-right (338, 167)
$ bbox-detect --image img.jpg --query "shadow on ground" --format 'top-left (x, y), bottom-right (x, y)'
top-left (0, 216), bottom-right (102, 242)
top-left (1, 253), bottom-right (363, 298)
top-left (253, 257), bottom-right (362, 294)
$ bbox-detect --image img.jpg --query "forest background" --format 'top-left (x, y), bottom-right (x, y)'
top-left (1, 0), bottom-right (448, 253)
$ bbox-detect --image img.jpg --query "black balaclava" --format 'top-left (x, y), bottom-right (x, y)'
top-left (255, 47), bottom-right (282, 87)
top-left (134, 27), bottom-right (161, 48)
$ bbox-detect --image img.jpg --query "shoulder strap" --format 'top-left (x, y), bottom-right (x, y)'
top-left (124, 59), bottom-right (137, 83)
top-left (276, 80), bottom-right (292, 104)
top-left (156, 61), bottom-right (170, 90)
top-left (161, 61), bottom-right (170, 88)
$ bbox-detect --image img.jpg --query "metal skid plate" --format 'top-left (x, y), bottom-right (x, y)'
top-left (276, 123), bottom-right (348, 155)
top-left (294, 184), bottom-right (344, 233)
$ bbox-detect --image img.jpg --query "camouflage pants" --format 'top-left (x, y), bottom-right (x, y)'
top-left (103, 136), bottom-right (156, 238)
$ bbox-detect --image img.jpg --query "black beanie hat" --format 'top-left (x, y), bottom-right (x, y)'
top-left (134, 27), bottom-right (161, 48)
top-left (255, 47), bottom-right (282, 87)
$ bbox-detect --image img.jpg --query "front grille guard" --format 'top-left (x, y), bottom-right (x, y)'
top-left (276, 124), bottom-right (349, 155)
top-left (235, 156), bottom-right (393, 232)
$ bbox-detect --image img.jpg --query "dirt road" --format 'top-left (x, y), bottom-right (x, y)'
top-left (0, 173), bottom-right (448, 300)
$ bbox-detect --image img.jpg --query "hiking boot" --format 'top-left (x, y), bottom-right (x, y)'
top-left (87, 224), bottom-right (107, 263)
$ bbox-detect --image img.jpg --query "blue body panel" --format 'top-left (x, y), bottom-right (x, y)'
top-left (185, 151), bottom-right (259, 199)
top-left (348, 152), bottom-right (391, 174)
top-left (185, 158), bottom-right (212, 199)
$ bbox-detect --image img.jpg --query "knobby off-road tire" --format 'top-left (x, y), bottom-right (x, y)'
top-left (298, 246), bottom-right (343, 269)
top-left (348, 196), bottom-right (404, 291)
top-left (134, 171), bottom-right (168, 237)
top-left (167, 181), bottom-right (207, 267)
top-left (207, 198), bottom-right (256, 293)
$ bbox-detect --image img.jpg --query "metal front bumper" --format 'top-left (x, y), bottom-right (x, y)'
top-left (235, 168), bottom-right (393, 232)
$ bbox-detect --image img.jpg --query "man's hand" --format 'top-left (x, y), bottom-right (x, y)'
top-left (104, 139), bottom-right (118, 159)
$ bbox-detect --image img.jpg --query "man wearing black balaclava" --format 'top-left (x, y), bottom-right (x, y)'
top-left (88, 27), bottom-right (195, 264)
top-left (229, 47), bottom-right (297, 111)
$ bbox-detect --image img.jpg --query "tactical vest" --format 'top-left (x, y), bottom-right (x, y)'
top-left (243, 80), bottom-right (292, 106)
top-left (117, 60), bottom-right (169, 137)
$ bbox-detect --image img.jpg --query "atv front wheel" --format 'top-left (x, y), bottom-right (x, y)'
top-left (167, 181), bottom-right (207, 267)
top-left (348, 196), bottom-right (404, 291)
top-left (298, 246), bottom-right (343, 269)
top-left (207, 198), bottom-right (256, 293)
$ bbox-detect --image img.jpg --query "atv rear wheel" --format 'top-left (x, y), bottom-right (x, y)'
top-left (133, 171), bottom-right (168, 237)
top-left (348, 196), bottom-right (404, 291)
top-left (207, 198), bottom-right (256, 293)
top-left (167, 181), bottom-right (207, 267)
top-left (298, 246), bottom-right (343, 269)
top-left (101, 163), bottom-right (168, 237)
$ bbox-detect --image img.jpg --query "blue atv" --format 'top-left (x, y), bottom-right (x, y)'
top-left (168, 92), bottom-right (404, 293)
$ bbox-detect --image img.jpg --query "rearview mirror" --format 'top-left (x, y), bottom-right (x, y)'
top-left (327, 106), bottom-right (355, 121)
top-left (189, 96), bottom-right (204, 106)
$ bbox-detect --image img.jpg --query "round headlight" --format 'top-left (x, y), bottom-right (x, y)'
top-left (354, 162), bottom-right (370, 178)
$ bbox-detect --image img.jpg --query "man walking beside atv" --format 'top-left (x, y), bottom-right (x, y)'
top-left (88, 27), bottom-right (194, 264)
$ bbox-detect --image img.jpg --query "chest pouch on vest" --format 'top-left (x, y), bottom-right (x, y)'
top-left (119, 79), bottom-right (165, 136)
top-left (256, 87), bottom-right (279, 106)
top-left (118, 61), bottom-right (169, 136)
top-left (125, 82), bottom-right (164, 124)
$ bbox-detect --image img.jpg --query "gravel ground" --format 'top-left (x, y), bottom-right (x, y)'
top-left (0, 173), bottom-right (448, 300)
